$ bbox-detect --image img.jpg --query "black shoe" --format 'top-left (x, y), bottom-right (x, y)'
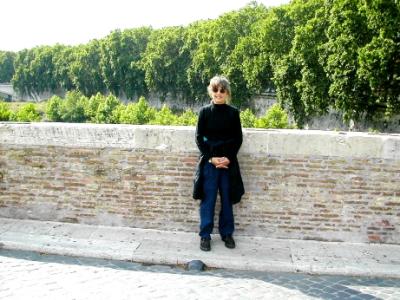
top-left (222, 235), bottom-right (236, 249)
top-left (200, 238), bottom-right (211, 251)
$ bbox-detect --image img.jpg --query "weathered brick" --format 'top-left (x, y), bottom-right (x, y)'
top-left (1, 124), bottom-right (400, 244)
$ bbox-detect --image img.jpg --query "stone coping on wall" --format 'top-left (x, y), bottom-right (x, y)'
top-left (1, 122), bottom-right (400, 160)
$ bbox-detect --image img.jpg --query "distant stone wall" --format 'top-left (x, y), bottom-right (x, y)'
top-left (0, 84), bottom-right (65, 102)
top-left (304, 109), bottom-right (400, 133)
top-left (3, 83), bottom-right (398, 132)
top-left (0, 122), bottom-right (399, 244)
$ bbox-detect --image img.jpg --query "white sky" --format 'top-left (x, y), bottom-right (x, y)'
top-left (1, 0), bottom-right (291, 52)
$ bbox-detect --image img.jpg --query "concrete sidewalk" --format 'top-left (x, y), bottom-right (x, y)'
top-left (1, 217), bottom-right (399, 279)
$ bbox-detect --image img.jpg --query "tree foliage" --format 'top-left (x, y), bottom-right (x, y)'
top-left (93, 94), bottom-right (121, 124)
top-left (119, 96), bottom-right (156, 125)
top-left (100, 28), bottom-right (152, 99)
top-left (3, 0), bottom-right (400, 127)
top-left (240, 108), bottom-right (258, 128)
top-left (176, 109), bottom-right (198, 126)
top-left (256, 103), bottom-right (289, 128)
top-left (45, 95), bottom-right (63, 121)
top-left (52, 45), bottom-right (75, 91)
top-left (13, 103), bottom-right (41, 122)
top-left (0, 51), bottom-right (15, 83)
top-left (149, 105), bottom-right (178, 125)
top-left (140, 26), bottom-right (190, 101)
top-left (185, 3), bottom-right (268, 106)
top-left (12, 48), bottom-right (41, 95)
top-left (69, 41), bottom-right (106, 96)
top-left (59, 91), bottom-right (88, 123)
top-left (0, 102), bottom-right (12, 120)
top-left (321, 0), bottom-right (373, 122)
top-left (357, 0), bottom-right (400, 116)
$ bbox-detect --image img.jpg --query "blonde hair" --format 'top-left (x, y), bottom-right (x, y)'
top-left (207, 75), bottom-right (231, 104)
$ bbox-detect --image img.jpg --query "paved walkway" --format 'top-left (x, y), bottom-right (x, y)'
top-left (1, 217), bottom-right (400, 279)
top-left (1, 249), bottom-right (400, 300)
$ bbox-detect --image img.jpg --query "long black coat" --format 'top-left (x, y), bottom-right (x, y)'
top-left (192, 154), bottom-right (244, 204)
top-left (192, 103), bottom-right (245, 204)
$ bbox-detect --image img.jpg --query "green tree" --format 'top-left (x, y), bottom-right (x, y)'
top-left (256, 103), bottom-right (289, 128)
top-left (273, 54), bottom-right (304, 125)
top-left (321, 0), bottom-right (373, 122)
top-left (149, 105), bottom-right (177, 125)
top-left (12, 46), bottom-right (66, 95)
top-left (28, 46), bottom-right (57, 93)
top-left (185, 3), bottom-right (268, 106)
top-left (93, 94), bottom-right (121, 124)
top-left (14, 103), bottom-right (41, 122)
top-left (140, 26), bottom-right (190, 101)
top-left (119, 96), bottom-right (156, 124)
top-left (100, 27), bottom-right (152, 99)
top-left (59, 91), bottom-right (88, 122)
top-left (357, 0), bottom-right (400, 117)
top-left (12, 48), bottom-right (38, 96)
top-left (7, 0), bottom-right (399, 128)
top-left (182, 20), bottom-right (217, 102)
top-left (289, 0), bottom-right (331, 123)
top-left (69, 41), bottom-right (106, 96)
top-left (0, 51), bottom-right (16, 83)
top-left (240, 108), bottom-right (257, 128)
top-left (271, 0), bottom-right (327, 127)
top-left (86, 92), bottom-right (106, 121)
top-left (176, 109), bottom-right (197, 126)
top-left (0, 102), bottom-right (12, 120)
top-left (45, 95), bottom-right (63, 121)
top-left (52, 44), bottom-right (75, 91)
top-left (228, 3), bottom-right (295, 95)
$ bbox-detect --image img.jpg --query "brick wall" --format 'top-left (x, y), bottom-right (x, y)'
top-left (0, 123), bottom-right (399, 244)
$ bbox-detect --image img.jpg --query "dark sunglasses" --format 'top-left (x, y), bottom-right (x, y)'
top-left (212, 87), bottom-right (226, 93)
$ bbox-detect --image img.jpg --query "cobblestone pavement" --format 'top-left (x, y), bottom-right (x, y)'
top-left (1, 250), bottom-right (400, 300)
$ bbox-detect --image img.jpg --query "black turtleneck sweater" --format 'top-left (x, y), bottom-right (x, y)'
top-left (195, 102), bottom-right (243, 161)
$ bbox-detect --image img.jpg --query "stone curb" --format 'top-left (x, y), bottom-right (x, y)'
top-left (1, 217), bottom-right (399, 278)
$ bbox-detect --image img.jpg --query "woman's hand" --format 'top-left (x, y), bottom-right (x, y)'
top-left (210, 157), bottom-right (230, 169)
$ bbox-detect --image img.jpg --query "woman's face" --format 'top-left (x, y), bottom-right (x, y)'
top-left (211, 85), bottom-right (228, 104)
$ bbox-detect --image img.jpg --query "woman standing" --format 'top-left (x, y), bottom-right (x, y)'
top-left (193, 75), bottom-right (244, 252)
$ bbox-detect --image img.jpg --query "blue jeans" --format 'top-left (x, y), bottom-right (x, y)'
top-left (199, 162), bottom-right (234, 239)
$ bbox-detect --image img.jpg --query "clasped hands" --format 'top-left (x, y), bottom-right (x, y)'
top-left (210, 156), bottom-right (230, 169)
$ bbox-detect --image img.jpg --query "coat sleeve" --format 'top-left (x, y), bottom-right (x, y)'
top-left (226, 108), bottom-right (243, 161)
top-left (195, 108), bottom-right (211, 160)
top-left (192, 157), bottom-right (204, 200)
